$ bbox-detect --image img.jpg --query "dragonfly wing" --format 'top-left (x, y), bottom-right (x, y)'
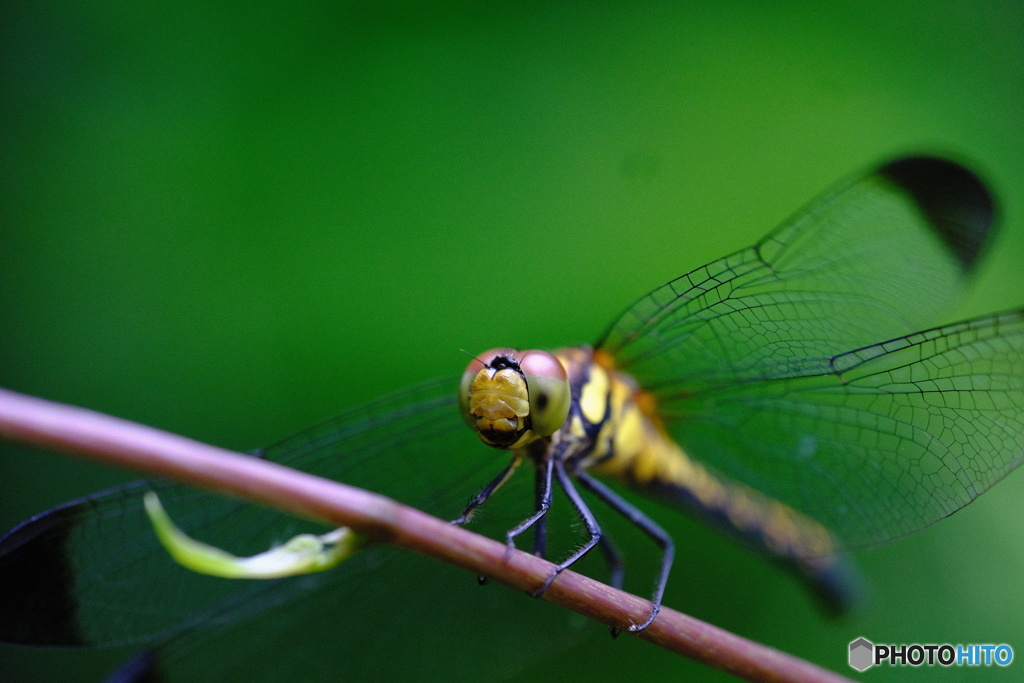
top-left (668, 310), bottom-right (1024, 550)
top-left (0, 378), bottom-right (499, 647)
top-left (107, 541), bottom-right (585, 683)
top-left (597, 156), bottom-right (996, 393)
top-left (0, 477), bottom-right (320, 647)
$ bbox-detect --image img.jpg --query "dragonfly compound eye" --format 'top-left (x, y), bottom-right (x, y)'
top-left (519, 350), bottom-right (570, 436)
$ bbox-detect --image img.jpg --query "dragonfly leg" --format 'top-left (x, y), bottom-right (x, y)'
top-left (450, 454), bottom-right (521, 525)
top-left (532, 461), bottom-right (549, 558)
top-left (576, 471), bottom-right (674, 632)
top-left (529, 460), bottom-right (603, 599)
top-left (503, 456), bottom-right (554, 559)
top-left (595, 533), bottom-right (626, 638)
top-left (596, 532), bottom-right (624, 591)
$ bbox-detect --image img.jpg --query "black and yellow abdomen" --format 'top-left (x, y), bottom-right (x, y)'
top-left (564, 347), bottom-right (859, 611)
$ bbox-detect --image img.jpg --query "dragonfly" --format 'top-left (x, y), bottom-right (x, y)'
top-left (2, 156), bottom-right (1023, 682)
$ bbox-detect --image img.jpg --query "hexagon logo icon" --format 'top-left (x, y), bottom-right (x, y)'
top-left (849, 637), bottom-right (874, 672)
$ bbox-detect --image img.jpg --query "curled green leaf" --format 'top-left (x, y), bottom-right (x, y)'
top-left (143, 491), bottom-right (363, 578)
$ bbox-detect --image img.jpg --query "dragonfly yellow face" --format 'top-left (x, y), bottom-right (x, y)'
top-left (2, 155), bottom-right (1023, 680)
top-left (458, 348), bottom-right (572, 449)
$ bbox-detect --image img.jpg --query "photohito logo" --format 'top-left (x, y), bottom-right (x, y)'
top-left (849, 637), bottom-right (1013, 671)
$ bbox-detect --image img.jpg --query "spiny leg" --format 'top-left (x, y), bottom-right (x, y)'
top-left (503, 456), bottom-right (554, 559)
top-left (531, 461), bottom-right (549, 558)
top-left (594, 532), bottom-right (627, 638)
top-left (450, 454), bottom-right (521, 526)
top-left (576, 471), bottom-right (674, 632)
top-left (530, 460), bottom-right (604, 598)
top-left (596, 532), bottom-right (624, 591)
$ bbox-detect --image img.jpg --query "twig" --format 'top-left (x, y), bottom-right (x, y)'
top-left (0, 387), bottom-right (851, 683)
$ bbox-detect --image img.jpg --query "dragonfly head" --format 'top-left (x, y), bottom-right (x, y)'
top-left (458, 348), bottom-right (571, 449)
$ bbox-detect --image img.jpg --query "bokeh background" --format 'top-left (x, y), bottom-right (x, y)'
top-left (3, 2), bottom-right (1024, 681)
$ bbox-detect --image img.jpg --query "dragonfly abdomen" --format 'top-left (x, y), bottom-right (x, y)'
top-left (581, 357), bottom-right (860, 613)
top-left (643, 475), bottom-right (861, 613)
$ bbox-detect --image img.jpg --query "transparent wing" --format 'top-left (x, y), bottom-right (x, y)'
top-left (665, 310), bottom-right (1024, 550)
top-left (597, 157), bottom-right (996, 393)
top-left (0, 378), bottom-right (505, 647)
top-left (596, 156), bottom-right (1017, 551)
top-left (108, 539), bottom-right (585, 683)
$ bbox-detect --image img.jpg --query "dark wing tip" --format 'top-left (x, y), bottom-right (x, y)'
top-left (0, 504), bottom-right (88, 645)
top-left (879, 155), bottom-right (997, 272)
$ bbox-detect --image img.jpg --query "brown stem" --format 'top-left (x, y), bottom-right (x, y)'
top-left (0, 387), bottom-right (851, 683)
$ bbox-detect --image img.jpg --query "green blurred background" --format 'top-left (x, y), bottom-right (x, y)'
top-left (2, 2), bottom-right (1024, 681)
